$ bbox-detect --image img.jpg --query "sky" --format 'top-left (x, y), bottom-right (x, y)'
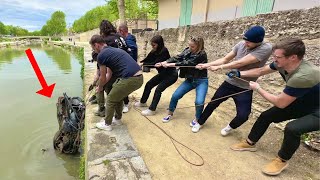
top-left (0, 0), bottom-right (107, 31)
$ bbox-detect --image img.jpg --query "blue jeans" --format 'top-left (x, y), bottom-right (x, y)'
top-left (168, 78), bottom-right (208, 119)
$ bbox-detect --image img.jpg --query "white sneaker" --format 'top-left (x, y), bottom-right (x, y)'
top-left (162, 115), bottom-right (173, 123)
top-left (134, 102), bottom-right (148, 107)
top-left (191, 122), bottom-right (202, 133)
top-left (96, 122), bottom-right (112, 131)
top-left (122, 104), bottom-right (129, 113)
top-left (221, 124), bottom-right (233, 136)
top-left (141, 109), bottom-right (156, 116)
top-left (112, 117), bottom-right (122, 125)
top-left (189, 119), bottom-right (197, 127)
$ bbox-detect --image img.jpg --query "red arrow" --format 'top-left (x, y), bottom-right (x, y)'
top-left (25, 48), bottom-right (56, 98)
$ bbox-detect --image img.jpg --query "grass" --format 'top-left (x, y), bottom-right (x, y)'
top-left (78, 135), bottom-right (86, 179)
top-left (103, 159), bottom-right (111, 166)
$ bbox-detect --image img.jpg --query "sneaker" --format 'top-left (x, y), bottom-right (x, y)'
top-left (134, 102), bottom-right (148, 107)
top-left (262, 157), bottom-right (288, 176)
top-left (100, 117), bottom-right (123, 126)
top-left (90, 99), bottom-right (98, 104)
top-left (162, 115), bottom-right (173, 123)
top-left (189, 119), bottom-right (197, 127)
top-left (221, 124), bottom-right (233, 136)
top-left (191, 122), bottom-right (202, 133)
top-left (94, 108), bottom-right (105, 117)
top-left (88, 95), bottom-right (97, 102)
top-left (141, 109), bottom-right (156, 116)
top-left (96, 122), bottom-right (112, 131)
top-left (112, 117), bottom-right (122, 125)
top-left (230, 140), bottom-right (257, 152)
top-left (122, 104), bottom-right (129, 113)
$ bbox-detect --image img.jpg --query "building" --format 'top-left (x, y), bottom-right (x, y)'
top-left (158, 0), bottom-right (320, 30)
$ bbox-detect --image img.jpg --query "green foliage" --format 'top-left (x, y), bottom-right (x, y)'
top-left (51, 37), bottom-right (62, 41)
top-left (79, 153), bottom-right (85, 180)
top-left (41, 11), bottom-right (67, 36)
top-left (0, 21), bottom-right (7, 35)
top-left (0, 22), bottom-right (29, 36)
top-left (103, 159), bottom-right (110, 165)
top-left (72, 0), bottom-right (158, 33)
top-left (29, 30), bottom-right (42, 36)
top-left (72, 4), bottom-right (118, 33)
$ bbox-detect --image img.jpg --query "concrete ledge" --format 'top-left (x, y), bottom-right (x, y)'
top-left (83, 45), bottom-right (151, 180)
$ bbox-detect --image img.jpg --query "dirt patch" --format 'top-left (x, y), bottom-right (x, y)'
top-left (120, 70), bottom-right (319, 180)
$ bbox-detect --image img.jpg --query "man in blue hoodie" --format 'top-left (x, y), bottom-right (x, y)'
top-left (118, 23), bottom-right (138, 113)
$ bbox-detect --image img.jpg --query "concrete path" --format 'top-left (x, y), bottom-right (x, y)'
top-left (83, 45), bottom-right (151, 180)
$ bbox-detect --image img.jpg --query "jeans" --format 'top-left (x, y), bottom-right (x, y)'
top-left (198, 81), bottom-right (253, 128)
top-left (248, 105), bottom-right (319, 160)
top-left (140, 72), bottom-right (178, 111)
top-left (168, 78), bottom-right (208, 120)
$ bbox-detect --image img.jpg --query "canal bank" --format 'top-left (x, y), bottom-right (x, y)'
top-left (78, 42), bottom-right (151, 180)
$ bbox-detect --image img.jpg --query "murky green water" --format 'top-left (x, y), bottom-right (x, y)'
top-left (0, 44), bottom-right (83, 180)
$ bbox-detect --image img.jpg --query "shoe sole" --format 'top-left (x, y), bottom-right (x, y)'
top-left (95, 114), bottom-right (105, 117)
top-left (262, 163), bottom-right (288, 176)
top-left (230, 147), bottom-right (257, 152)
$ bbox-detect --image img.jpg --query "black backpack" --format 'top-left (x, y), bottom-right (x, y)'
top-left (53, 93), bottom-right (85, 154)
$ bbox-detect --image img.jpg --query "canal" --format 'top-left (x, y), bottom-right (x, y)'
top-left (0, 44), bottom-right (83, 179)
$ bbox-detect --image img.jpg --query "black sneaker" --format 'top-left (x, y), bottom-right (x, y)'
top-left (88, 95), bottom-right (96, 102)
top-left (94, 107), bottom-right (105, 117)
top-left (90, 99), bottom-right (98, 104)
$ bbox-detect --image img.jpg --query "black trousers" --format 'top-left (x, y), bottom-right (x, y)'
top-left (198, 81), bottom-right (253, 128)
top-left (140, 72), bottom-right (178, 111)
top-left (248, 103), bottom-right (319, 160)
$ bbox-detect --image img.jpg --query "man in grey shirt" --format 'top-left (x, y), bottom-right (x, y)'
top-left (191, 25), bottom-right (272, 134)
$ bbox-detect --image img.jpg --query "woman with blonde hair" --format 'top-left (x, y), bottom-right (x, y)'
top-left (157, 37), bottom-right (208, 123)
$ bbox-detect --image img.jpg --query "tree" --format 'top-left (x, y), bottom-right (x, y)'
top-left (71, 0), bottom-right (158, 33)
top-left (117, 0), bottom-right (126, 24)
top-left (0, 21), bottom-right (7, 35)
top-left (41, 11), bottom-right (66, 36)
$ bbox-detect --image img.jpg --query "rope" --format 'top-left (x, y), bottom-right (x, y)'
top-left (130, 85), bottom-right (251, 166)
top-left (167, 89), bottom-right (252, 110)
top-left (142, 64), bottom-right (197, 68)
top-left (131, 97), bottom-right (205, 166)
top-left (84, 89), bottom-right (94, 105)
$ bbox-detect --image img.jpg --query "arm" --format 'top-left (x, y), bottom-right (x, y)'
top-left (219, 54), bottom-right (258, 69)
top-left (175, 51), bottom-right (207, 67)
top-left (196, 51), bottom-right (235, 69)
top-left (241, 64), bottom-right (276, 78)
top-left (140, 52), bottom-right (152, 63)
top-left (166, 48), bottom-right (186, 63)
top-left (250, 81), bottom-right (297, 108)
top-left (93, 68), bottom-right (100, 86)
top-left (97, 66), bottom-right (112, 92)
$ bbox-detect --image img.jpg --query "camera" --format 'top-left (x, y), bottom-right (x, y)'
top-left (89, 51), bottom-right (98, 63)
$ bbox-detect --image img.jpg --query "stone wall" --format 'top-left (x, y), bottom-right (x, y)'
top-left (135, 6), bottom-right (320, 119)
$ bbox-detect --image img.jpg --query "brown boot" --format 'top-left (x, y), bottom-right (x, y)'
top-left (230, 140), bottom-right (257, 151)
top-left (262, 157), bottom-right (288, 176)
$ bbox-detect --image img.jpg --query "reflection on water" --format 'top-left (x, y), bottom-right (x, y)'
top-left (44, 47), bottom-right (72, 74)
top-left (0, 45), bottom-right (82, 180)
top-left (0, 48), bottom-right (25, 70)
